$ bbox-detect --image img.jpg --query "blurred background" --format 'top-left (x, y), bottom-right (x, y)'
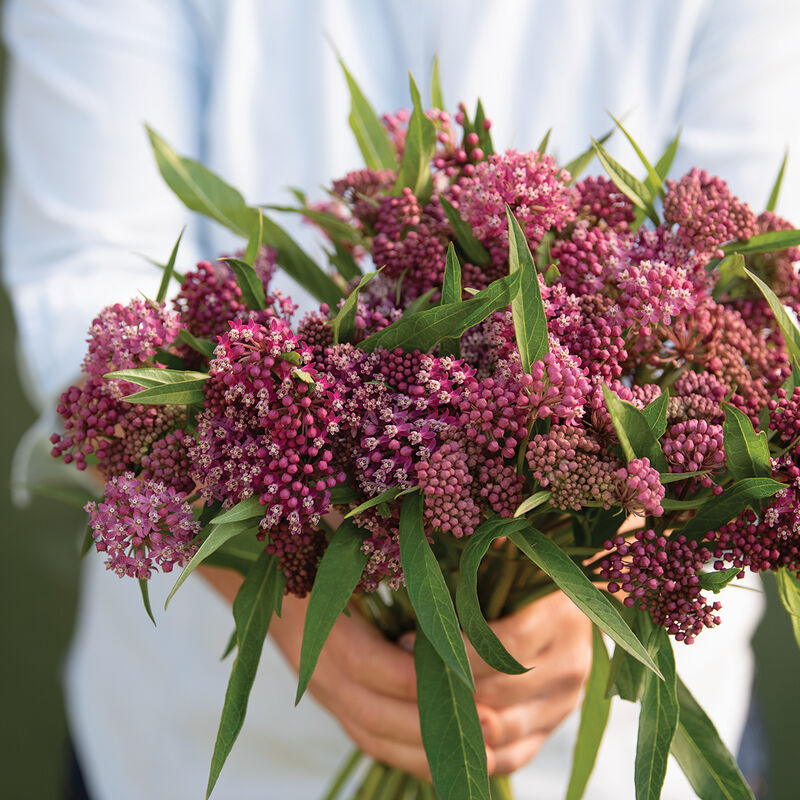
top-left (2, 19), bottom-right (800, 800)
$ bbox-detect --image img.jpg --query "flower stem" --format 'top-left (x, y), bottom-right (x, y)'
top-left (322, 748), bottom-right (363, 800)
top-left (489, 774), bottom-right (514, 800)
top-left (353, 761), bottom-right (384, 799)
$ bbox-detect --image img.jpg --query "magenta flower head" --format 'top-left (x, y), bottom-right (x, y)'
top-left (85, 472), bottom-right (199, 580)
top-left (456, 149), bottom-right (577, 267)
top-left (82, 298), bottom-right (183, 378)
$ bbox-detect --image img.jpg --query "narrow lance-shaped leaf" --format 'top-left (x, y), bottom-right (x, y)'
top-left (654, 128), bottom-right (681, 182)
top-left (332, 270), bottom-right (379, 344)
top-left (563, 128), bottom-right (614, 183)
top-left (122, 380), bottom-right (207, 406)
top-left (220, 257), bottom-right (267, 311)
top-left (211, 497), bottom-right (264, 525)
top-left (296, 520), bottom-right (369, 703)
top-left (328, 240), bottom-right (362, 282)
top-left (399, 492), bottom-right (474, 689)
top-left (360, 269), bottom-right (521, 354)
top-left (455, 517), bottom-right (530, 675)
top-left (439, 244), bottom-right (463, 359)
top-left (743, 265), bottom-right (800, 372)
top-left (767, 148), bottom-right (789, 213)
top-left (394, 74), bottom-right (438, 205)
top-left (156, 227), bottom-right (185, 304)
top-left (243, 209), bottom-right (264, 265)
top-left (536, 127), bottom-right (552, 157)
top-left (507, 206), bottom-right (549, 373)
top-left (775, 567), bottom-right (800, 650)
top-left (635, 628), bottom-right (678, 800)
top-left (177, 329), bottom-right (216, 358)
top-left (105, 367), bottom-right (209, 388)
top-left (439, 195), bottom-right (491, 266)
top-left (344, 485), bottom-right (415, 520)
top-left (698, 567), bottom-right (741, 594)
top-left (337, 56), bottom-right (398, 171)
top-left (724, 230), bottom-right (800, 255)
top-left (509, 527), bottom-right (663, 679)
top-left (565, 626), bottom-right (612, 800)
top-left (607, 111), bottom-right (665, 199)
top-left (642, 390), bottom-right (669, 439)
top-left (262, 204), bottom-right (367, 247)
top-left (722, 403), bottom-right (771, 480)
top-left (415, 628), bottom-right (490, 800)
top-left (514, 490), bottom-right (552, 518)
top-left (606, 606), bottom-right (652, 702)
top-left (430, 55), bottom-right (445, 109)
top-left (670, 676), bottom-right (755, 800)
top-left (592, 137), bottom-right (659, 225)
top-left (139, 579), bottom-right (156, 626)
top-left (166, 519), bottom-right (256, 608)
top-left (473, 99), bottom-right (494, 156)
top-left (602, 384), bottom-right (669, 473)
top-left (676, 478), bottom-right (785, 542)
top-left (206, 551), bottom-right (284, 798)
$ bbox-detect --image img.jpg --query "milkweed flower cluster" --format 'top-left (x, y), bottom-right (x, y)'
top-left (53, 91), bottom-right (800, 654)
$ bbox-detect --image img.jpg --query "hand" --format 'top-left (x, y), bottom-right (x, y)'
top-left (269, 594), bottom-right (434, 780)
top-left (469, 591), bottom-right (593, 775)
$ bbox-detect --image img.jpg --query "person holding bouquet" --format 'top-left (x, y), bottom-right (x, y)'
top-left (4, 1), bottom-right (800, 798)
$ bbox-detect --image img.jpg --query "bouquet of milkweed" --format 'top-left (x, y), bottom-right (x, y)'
top-left (50, 59), bottom-right (800, 800)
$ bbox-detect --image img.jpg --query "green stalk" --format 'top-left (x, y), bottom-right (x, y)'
top-left (353, 761), bottom-right (384, 799)
top-left (376, 767), bottom-right (410, 798)
top-left (489, 774), bottom-right (514, 800)
top-left (322, 748), bottom-right (363, 800)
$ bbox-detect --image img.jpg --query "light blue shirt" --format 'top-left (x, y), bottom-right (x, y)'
top-left (4, 1), bottom-right (796, 797)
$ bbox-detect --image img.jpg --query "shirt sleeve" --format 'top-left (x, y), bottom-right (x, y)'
top-left (670, 0), bottom-right (800, 221)
top-left (2, 0), bottom-right (210, 410)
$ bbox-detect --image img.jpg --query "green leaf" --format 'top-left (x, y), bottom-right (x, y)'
top-left (166, 519), bottom-right (255, 608)
top-left (394, 74), bottom-right (438, 205)
top-left (147, 126), bottom-right (256, 237)
top-left (80, 525), bottom-right (94, 558)
top-left (156, 228), bottom-right (185, 304)
top-left (698, 567), bottom-right (741, 594)
top-left (536, 127), bottom-right (552, 157)
top-left (654, 128), bottom-right (681, 182)
top-left (399, 492), bottom-right (474, 689)
top-left (220, 629), bottom-right (237, 661)
top-left (606, 606), bottom-right (652, 701)
top-left (212, 497), bottom-right (264, 525)
top-left (243, 209), bottom-right (264, 265)
top-left (507, 206), bottom-right (549, 373)
top-left (337, 57), bottom-right (398, 171)
top-left (430, 55), bottom-right (445, 109)
top-left (767, 148), bottom-right (789, 213)
top-left (262, 204), bottom-right (367, 248)
top-left (220, 257), bottom-right (267, 311)
top-left (439, 196), bottom-right (491, 266)
top-left (659, 471), bottom-right (708, 485)
top-left (725, 229), bottom-right (800, 255)
top-left (676, 477), bottom-right (785, 542)
top-left (121, 380), bottom-right (207, 406)
top-left (139, 579), bottom-right (156, 626)
top-left (455, 518), bottom-right (530, 675)
top-left (509, 527), bottom-right (662, 679)
top-left (105, 367), bottom-right (209, 388)
top-left (344, 485), bottom-right (414, 520)
top-left (439, 244), bottom-right (463, 359)
top-left (565, 626), bottom-right (611, 800)
top-left (743, 265), bottom-right (800, 372)
top-left (607, 111), bottom-right (664, 199)
top-left (414, 628), bottom-right (490, 800)
top-left (592, 138), bottom-right (659, 224)
top-left (328, 241), bottom-right (362, 282)
top-left (295, 520), bottom-right (368, 703)
top-left (563, 128), bottom-right (613, 183)
top-left (403, 287), bottom-right (438, 316)
top-left (775, 567), bottom-right (800, 650)
top-left (635, 628), bottom-right (678, 800)
top-left (473, 100), bottom-right (494, 156)
top-left (642, 390), bottom-right (669, 439)
top-left (206, 551), bottom-right (284, 798)
top-left (670, 676), bottom-right (755, 800)
top-left (331, 270), bottom-right (378, 345)
top-left (147, 127), bottom-right (342, 307)
top-left (360, 270), bottom-right (521, 354)
top-left (329, 483), bottom-right (361, 505)
top-left (513, 490), bottom-right (552, 517)
top-left (202, 533), bottom-right (269, 577)
top-left (602, 384), bottom-right (668, 472)
top-left (722, 403), bottom-right (771, 480)
top-left (177, 329), bottom-right (216, 358)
